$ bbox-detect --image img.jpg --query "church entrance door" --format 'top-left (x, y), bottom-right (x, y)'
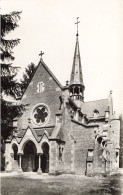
top-left (22, 141), bottom-right (38, 172)
top-left (41, 142), bottom-right (49, 173)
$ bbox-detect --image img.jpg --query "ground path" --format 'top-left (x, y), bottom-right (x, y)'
top-left (1, 169), bottom-right (123, 195)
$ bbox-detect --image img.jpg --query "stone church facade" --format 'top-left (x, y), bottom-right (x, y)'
top-left (5, 32), bottom-right (120, 175)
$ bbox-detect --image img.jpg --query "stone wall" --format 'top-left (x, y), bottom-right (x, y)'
top-left (110, 119), bottom-right (120, 170)
top-left (71, 121), bottom-right (94, 175)
top-left (49, 141), bottom-right (57, 174)
top-left (120, 114), bottom-right (123, 168)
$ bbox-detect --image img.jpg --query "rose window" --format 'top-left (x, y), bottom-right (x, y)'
top-left (32, 105), bottom-right (49, 126)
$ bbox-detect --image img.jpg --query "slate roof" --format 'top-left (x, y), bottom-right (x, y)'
top-left (17, 130), bottom-right (26, 138)
top-left (82, 99), bottom-right (108, 118)
top-left (70, 35), bottom-right (84, 86)
top-left (35, 127), bottom-right (54, 137)
top-left (17, 126), bottom-right (54, 140)
top-left (50, 124), bottom-right (61, 139)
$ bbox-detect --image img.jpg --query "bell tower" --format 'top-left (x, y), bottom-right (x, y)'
top-left (69, 17), bottom-right (85, 108)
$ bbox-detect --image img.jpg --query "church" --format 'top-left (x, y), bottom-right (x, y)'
top-left (5, 22), bottom-right (120, 175)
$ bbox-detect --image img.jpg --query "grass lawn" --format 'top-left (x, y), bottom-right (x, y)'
top-left (1, 172), bottom-right (123, 195)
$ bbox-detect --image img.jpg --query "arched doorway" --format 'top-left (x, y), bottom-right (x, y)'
top-left (41, 142), bottom-right (49, 173)
top-left (22, 141), bottom-right (38, 172)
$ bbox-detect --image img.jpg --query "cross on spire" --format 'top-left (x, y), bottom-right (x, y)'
top-left (39, 51), bottom-right (44, 59)
top-left (75, 17), bottom-right (80, 36)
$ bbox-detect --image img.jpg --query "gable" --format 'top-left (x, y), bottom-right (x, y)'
top-left (17, 59), bottom-right (62, 130)
top-left (22, 59), bottom-right (62, 99)
top-left (18, 126), bottom-right (39, 144)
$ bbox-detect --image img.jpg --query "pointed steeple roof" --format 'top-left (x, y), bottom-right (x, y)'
top-left (70, 34), bottom-right (84, 85)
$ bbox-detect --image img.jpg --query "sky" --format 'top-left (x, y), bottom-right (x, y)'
top-left (1, 0), bottom-right (123, 114)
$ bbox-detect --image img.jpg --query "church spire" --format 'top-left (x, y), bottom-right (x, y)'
top-left (70, 34), bottom-right (84, 85)
top-left (69, 17), bottom-right (85, 106)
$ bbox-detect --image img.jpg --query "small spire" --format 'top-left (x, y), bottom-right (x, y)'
top-left (39, 51), bottom-right (44, 59)
top-left (70, 22), bottom-right (84, 86)
top-left (75, 17), bottom-right (80, 36)
top-left (69, 19), bottom-right (85, 105)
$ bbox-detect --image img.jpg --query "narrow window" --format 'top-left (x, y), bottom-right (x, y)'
top-left (56, 115), bottom-right (62, 124)
top-left (88, 149), bottom-right (93, 157)
top-left (59, 146), bottom-right (64, 161)
top-left (103, 130), bottom-right (108, 136)
top-left (37, 82), bottom-right (45, 93)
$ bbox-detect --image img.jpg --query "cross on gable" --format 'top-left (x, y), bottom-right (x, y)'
top-left (39, 51), bottom-right (44, 58)
top-left (28, 117), bottom-right (31, 124)
top-left (75, 17), bottom-right (80, 36)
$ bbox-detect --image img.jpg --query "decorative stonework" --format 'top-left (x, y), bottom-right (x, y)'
top-left (31, 104), bottom-right (50, 126)
top-left (56, 87), bottom-right (61, 92)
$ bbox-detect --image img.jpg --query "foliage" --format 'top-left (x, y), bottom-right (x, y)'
top-left (21, 63), bottom-right (37, 93)
top-left (1, 11), bottom-right (23, 140)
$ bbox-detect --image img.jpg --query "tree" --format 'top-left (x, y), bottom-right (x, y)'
top-left (21, 62), bottom-right (37, 93)
top-left (1, 11), bottom-right (23, 140)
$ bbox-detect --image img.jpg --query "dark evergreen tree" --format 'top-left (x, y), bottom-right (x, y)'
top-left (1, 11), bottom-right (24, 140)
top-left (21, 63), bottom-right (37, 93)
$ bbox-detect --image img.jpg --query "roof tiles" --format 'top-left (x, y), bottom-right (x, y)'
top-left (82, 99), bottom-right (108, 118)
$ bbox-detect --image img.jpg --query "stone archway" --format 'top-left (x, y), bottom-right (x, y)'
top-left (22, 141), bottom-right (38, 172)
top-left (41, 142), bottom-right (49, 173)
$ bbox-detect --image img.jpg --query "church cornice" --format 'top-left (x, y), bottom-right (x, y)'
top-left (71, 119), bottom-right (99, 128)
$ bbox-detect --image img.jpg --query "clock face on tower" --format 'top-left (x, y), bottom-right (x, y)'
top-left (32, 104), bottom-right (49, 126)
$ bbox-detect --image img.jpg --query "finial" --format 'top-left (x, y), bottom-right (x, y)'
top-left (66, 80), bottom-right (69, 86)
top-left (110, 90), bottom-right (112, 95)
top-left (75, 17), bottom-right (80, 36)
top-left (28, 118), bottom-right (31, 124)
top-left (39, 51), bottom-right (44, 59)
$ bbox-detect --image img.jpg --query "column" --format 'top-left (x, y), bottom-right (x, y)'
top-left (18, 153), bottom-right (23, 172)
top-left (37, 153), bottom-right (42, 173)
top-left (72, 86), bottom-right (75, 99)
top-left (75, 109), bottom-right (79, 121)
top-left (71, 140), bottom-right (75, 173)
top-left (78, 86), bottom-right (80, 99)
top-left (102, 159), bottom-right (106, 174)
top-left (73, 86), bottom-right (75, 95)
top-left (109, 161), bottom-right (112, 174)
